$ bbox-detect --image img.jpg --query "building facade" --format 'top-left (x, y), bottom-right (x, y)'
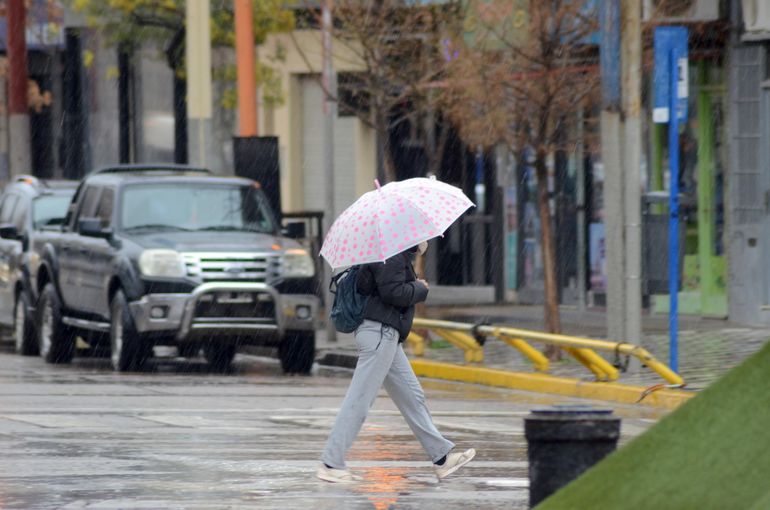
top-left (727, 0), bottom-right (770, 325)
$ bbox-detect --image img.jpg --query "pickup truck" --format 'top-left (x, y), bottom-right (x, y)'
top-left (0, 176), bottom-right (77, 355)
top-left (29, 164), bottom-right (320, 373)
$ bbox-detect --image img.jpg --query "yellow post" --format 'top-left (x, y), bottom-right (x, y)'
top-left (406, 332), bottom-right (426, 357)
top-left (564, 347), bottom-right (620, 381)
top-left (495, 333), bottom-right (550, 372)
top-left (434, 328), bottom-right (484, 363)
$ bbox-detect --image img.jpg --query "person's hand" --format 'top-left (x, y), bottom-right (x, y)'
top-left (417, 278), bottom-right (429, 291)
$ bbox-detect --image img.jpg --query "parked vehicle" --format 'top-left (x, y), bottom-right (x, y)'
top-left (0, 176), bottom-right (77, 355)
top-left (28, 165), bottom-right (320, 373)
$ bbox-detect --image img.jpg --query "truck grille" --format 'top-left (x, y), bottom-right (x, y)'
top-left (183, 253), bottom-right (279, 283)
top-left (194, 294), bottom-right (276, 318)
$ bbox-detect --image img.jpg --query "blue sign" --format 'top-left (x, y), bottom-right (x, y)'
top-left (653, 27), bottom-right (689, 124)
top-left (600, 0), bottom-right (621, 111)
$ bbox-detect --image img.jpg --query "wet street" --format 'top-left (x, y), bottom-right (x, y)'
top-left (0, 346), bottom-right (667, 509)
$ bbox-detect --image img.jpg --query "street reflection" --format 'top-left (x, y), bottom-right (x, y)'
top-left (352, 433), bottom-right (414, 510)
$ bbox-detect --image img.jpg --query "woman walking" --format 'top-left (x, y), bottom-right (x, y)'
top-left (317, 242), bottom-right (475, 483)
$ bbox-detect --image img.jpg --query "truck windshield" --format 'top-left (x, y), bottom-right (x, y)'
top-left (120, 183), bottom-right (276, 233)
top-left (33, 194), bottom-right (75, 230)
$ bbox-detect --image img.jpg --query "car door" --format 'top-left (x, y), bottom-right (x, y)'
top-left (79, 187), bottom-right (115, 316)
top-left (0, 194), bottom-right (21, 325)
top-left (59, 186), bottom-right (101, 310)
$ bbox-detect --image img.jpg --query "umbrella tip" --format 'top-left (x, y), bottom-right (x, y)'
top-left (374, 179), bottom-right (381, 190)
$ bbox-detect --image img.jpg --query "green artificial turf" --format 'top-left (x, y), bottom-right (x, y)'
top-left (537, 341), bottom-right (770, 510)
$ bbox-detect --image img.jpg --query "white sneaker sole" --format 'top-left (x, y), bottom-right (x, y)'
top-left (316, 471), bottom-right (361, 483)
top-left (436, 448), bottom-right (476, 480)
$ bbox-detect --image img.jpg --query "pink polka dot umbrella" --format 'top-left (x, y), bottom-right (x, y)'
top-left (320, 177), bottom-right (475, 269)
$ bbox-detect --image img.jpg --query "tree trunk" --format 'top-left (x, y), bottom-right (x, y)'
top-left (426, 118), bottom-right (449, 178)
top-left (375, 108), bottom-right (397, 183)
top-left (535, 149), bottom-right (562, 360)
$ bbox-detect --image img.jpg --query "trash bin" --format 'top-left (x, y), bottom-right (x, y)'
top-left (524, 405), bottom-right (620, 508)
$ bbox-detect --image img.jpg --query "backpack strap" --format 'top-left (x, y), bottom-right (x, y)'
top-left (329, 267), bottom-right (353, 293)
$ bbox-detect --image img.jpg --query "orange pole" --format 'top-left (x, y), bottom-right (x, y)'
top-left (234, 0), bottom-right (258, 136)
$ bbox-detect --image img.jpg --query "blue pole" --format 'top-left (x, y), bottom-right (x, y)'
top-left (668, 52), bottom-right (680, 373)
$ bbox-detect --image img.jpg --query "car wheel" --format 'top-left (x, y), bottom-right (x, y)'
top-left (278, 331), bottom-right (315, 374)
top-left (14, 289), bottom-right (38, 356)
top-left (38, 283), bottom-right (74, 364)
top-left (203, 343), bottom-right (236, 372)
top-left (110, 289), bottom-right (150, 372)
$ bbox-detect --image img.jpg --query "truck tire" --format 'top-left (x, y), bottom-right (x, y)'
top-left (110, 290), bottom-right (151, 372)
top-left (278, 331), bottom-right (315, 374)
top-left (14, 289), bottom-right (38, 356)
top-left (38, 283), bottom-right (74, 364)
top-left (203, 344), bottom-right (236, 372)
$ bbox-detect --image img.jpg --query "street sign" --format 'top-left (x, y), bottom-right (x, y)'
top-left (653, 27), bottom-right (688, 124)
top-left (600, 0), bottom-right (621, 111)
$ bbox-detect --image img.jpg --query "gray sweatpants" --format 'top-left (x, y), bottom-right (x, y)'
top-left (321, 319), bottom-right (455, 469)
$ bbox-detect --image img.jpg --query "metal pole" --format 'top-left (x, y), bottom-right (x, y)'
top-left (696, 60), bottom-right (716, 316)
top-left (600, 0), bottom-right (625, 341)
top-left (668, 51), bottom-right (680, 373)
top-left (235, 0), bottom-right (258, 137)
top-left (621, 0), bottom-right (642, 364)
top-left (575, 108), bottom-right (586, 311)
top-left (7, 0), bottom-right (31, 178)
top-left (0, 61), bottom-right (9, 181)
top-left (186, 0), bottom-right (213, 167)
top-left (323, 0), bottom-right (338, 342)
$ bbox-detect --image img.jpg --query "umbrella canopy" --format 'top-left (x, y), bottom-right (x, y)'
top-left (320, 177), bottom-right (474, 269)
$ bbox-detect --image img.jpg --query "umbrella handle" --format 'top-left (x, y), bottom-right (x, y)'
top-left (374, 179), bottom-right (381, 190)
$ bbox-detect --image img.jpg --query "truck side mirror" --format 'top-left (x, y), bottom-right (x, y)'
top-left (79, 217), bottom-right (112, 239)
top-left (281, 222), bottom-right (306, 239)
top-left (0, 223), bottom-right (19, 240)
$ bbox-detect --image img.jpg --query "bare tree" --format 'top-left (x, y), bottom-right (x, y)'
top-left (299, 0), bottom-right (460, 182)
top-left (444, 0), bottom-right (599, 354)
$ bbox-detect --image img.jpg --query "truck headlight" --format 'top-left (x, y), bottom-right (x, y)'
top-left (281, 249), bottom-right (315, 278)
top-left (139, 249), bottom-right (186, 278)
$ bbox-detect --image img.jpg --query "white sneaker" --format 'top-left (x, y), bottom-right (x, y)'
top-left (435, 448), bottom-right (476, 480)
top-left (316, 463), bottom-right (363, 483)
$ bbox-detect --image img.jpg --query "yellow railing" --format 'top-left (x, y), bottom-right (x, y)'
top-left (407, 318), bottom-right (684, 386)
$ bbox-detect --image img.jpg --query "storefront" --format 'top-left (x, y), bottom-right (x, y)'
top-left (647, 51), bottom-right (729, 318)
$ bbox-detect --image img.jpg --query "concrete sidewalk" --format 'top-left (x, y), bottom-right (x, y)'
top-left (316, 304), bottom-right (770, 392)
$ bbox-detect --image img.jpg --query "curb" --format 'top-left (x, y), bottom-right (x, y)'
top-left (410, 360), bottom-right (694, 410)
top-left (317, 352), bottom-right (694, 410)
top-left (317, 351), bottom-right (358, 370)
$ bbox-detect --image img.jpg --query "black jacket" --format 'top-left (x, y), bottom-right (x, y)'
top-left (356, 250), bottom-right (428, 341)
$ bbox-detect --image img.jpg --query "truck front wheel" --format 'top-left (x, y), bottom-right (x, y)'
top-left (203, 344), bottom-right (236, 372)
top-left (110, 290), bottom-right (152, 372)
top-left (278, 331), bottom-right (315, 374)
